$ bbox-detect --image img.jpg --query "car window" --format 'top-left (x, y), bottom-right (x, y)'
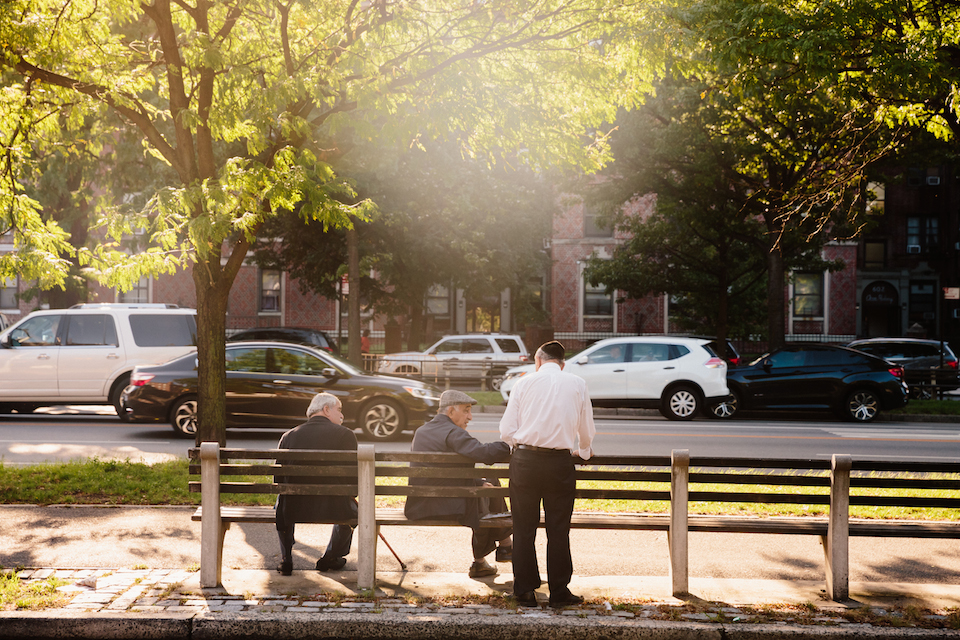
top-left (129, 314), bottom-right (197, 347)
top-left (269, 347), bottom-right (329, 375)
top-left (10, 315), bottom-right (62, 347)
top-left (226, 347), bottom-right (267, 373)
top-left (629, 343), bottom-right (671, 362)
top-left (433, 339), bottom-right (463, 354)
top-left (463, 339), bottom-right (494, 354)
top-left (495, 338), bottom-right (522, 353)
top-left (65, 314), bottom-right (118, 347)
top-left (587, 343), bottom-right (627, 363)
top-left (804, 348), bottom-right (862, 367)
top-left (766, 350), bottom-right (806, 368)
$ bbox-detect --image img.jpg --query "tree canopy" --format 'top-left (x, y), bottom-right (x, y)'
top-left (1, 0), bottom-right (639, 443)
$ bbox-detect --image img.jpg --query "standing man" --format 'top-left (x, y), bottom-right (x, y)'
top-left (275, 392), bottom-right (357, 575)
top-left (499, 340), bottom-right (595, 607)
top-left (405, 389), bottom-right (513, 578)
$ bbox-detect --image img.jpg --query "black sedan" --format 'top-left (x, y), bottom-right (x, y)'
top-left (709, 344), bottom-right (908, 422)
top-left (120, 341), bottom-right (441, 440)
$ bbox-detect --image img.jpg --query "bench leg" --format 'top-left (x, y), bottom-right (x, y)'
top-left (825, 454), bottom-right (851, 601)
top-left (201, 520), bottom-right (230, 589)
top-left (670, 449), bottom-right (690, 597)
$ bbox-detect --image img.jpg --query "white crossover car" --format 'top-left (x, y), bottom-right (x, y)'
top-left (499, 336), bottom-right (729, 420)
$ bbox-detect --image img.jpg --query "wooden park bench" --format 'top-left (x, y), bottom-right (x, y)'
top-left (189, 443), bottom-right (960, 600)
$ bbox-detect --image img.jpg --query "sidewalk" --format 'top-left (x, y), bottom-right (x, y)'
top-left (2, 506), bottom-right (959, 638)
top-left (3, 565), bottom-right (960, 639)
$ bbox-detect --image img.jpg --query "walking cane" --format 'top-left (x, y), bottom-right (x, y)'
top-left (378, 531), bottom-right (407, 571)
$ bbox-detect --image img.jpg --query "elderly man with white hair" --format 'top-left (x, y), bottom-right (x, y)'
top-left (275, 392), bottom-right (357, 576)
top-left (404, 389), bottom-right (513, 578)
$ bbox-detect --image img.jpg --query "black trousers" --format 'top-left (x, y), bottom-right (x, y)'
top-left (277, 523), bottom-right (353, 564)
top-left (509, 447), bottom-right (576, 597)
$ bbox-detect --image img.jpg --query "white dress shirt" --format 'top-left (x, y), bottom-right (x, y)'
top-left (499, 361), bottom-right (595, 459)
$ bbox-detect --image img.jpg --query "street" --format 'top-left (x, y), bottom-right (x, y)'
top-left (0, 408), bottom-right (957, 464)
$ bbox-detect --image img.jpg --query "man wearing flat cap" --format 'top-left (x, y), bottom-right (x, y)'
top-left (404, 389), bottom-right (513, 578)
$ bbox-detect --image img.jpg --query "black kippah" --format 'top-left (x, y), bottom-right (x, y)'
top-left (539, 340), bottom-right (565, 361)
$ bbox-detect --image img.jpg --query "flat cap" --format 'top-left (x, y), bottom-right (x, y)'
top-left (439, 389), bottom-right (478, 409)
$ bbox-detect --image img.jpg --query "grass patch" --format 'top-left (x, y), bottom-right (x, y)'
top-left (1, 459), bottom-right (955, 521)
top-left (890, 399), bottom-right (960, 416)
top-left (467, 391), bottom-right (504, 406)
top-left (0, 571), bottom-right (70, 611)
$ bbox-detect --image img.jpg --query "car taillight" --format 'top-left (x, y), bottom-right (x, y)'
top-left (519, 355), bottom-right (528, 362)
top-left (888, 366), bottom-right (904, 380)
top-left (129, 372), bottom-right (155, 386)
top-left (947, 360), bottom-right (958, 370)
top-left (704, 357), bottom-right (725, 369)
top-left (729, 357), bottom-right (741, 367)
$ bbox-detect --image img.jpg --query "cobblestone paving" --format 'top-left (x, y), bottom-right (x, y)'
top-left (14, 568), bottom-right (959, 630)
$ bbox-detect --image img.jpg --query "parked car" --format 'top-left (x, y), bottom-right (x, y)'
top-left (377, 333), bottom-right (529, 390)
top-left (0, 304), bottom-right (197, 418)
top-left (499, 336), bottom-right (729, 420)
top-left (846, 337), bottom-right (959, 399)
top-left (228, 326), bottom-right (338, 353)
top-left (709, 344), bottom-right (908, 422)
top-left (120, 341), bottom-right (441, 440)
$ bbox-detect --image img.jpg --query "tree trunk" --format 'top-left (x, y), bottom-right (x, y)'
top-left (193, 255), bottom-right (229, 446)
top-left (767, 243), bottom-right (786, 351)
top-left (347, 226), bottom-right (362, 366)
top-left (408, 301), bottom-right (424, 351)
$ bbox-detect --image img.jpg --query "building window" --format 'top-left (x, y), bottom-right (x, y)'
top-left (863, 241), bottom-right (885, 269)
top-left (119, 276), bottom-right (150, 304)
top-left (584, 280), bottom-right (613, 317)
top-left (260, 269), bottom-right (281, 312)
top-left (793, 273), bottom-right (824, 318)
top-left (0, 277), bottom-right (17, 310)
top-left (584, 209), bottom-right (613, 238)
top-left (906, 216), bottom-right (938, 253)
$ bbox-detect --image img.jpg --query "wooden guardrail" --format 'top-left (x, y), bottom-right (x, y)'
top-left (189, 444), bottom-right (960, 600)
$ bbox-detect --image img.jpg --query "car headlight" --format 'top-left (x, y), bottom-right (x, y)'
top-left (403, 385), bottom-right (440, 401)
top-left (503, 371), bottom-right (527, 382)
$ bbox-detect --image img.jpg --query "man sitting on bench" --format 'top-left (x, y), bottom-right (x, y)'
top-left (404, 389), bottom-right (513, 578)
top-left (275, 392), bottom-right (357, 575)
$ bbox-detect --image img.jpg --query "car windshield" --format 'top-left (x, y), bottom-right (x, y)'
top-left (316, 350), bottom-right (364, 376)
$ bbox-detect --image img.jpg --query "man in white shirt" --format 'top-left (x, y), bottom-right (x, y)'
top-left (499, 340), bottom-right (595, 608)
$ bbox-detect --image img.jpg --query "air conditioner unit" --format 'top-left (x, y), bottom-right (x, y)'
top-left (927, 176), bottom-right (941, 186)
top-left (907, 244), bottom-right (921, 254)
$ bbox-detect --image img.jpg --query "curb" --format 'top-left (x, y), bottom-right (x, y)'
top-left (1, 610), bottom-right (958, 640)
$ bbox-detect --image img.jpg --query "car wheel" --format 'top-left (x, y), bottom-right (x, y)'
top-left (710, 392), bottom-right (739, 419)
top-left (170, 396), bottom-right (199, 437)
top-left (661, 385), bottom-right (700, 421)
top-left (911, 385), bottom-right (933, 401)
top-left (360, 398), bottom-right (405, 441)
top-left (110, 374), bottom-right (131, 422)
top-left (489, 368), bottom-right (507, 391)
top-left (844, 389), bottom-right (879, 423)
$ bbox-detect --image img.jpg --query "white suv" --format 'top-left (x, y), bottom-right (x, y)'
top-left (500, 336), bottom-right (729, 420)
top-left (0, 304), bottom-right (197, 417)
top-left (378, 333), bottom-right (529, 390)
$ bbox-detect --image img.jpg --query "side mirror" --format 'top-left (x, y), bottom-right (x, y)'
top-left (321, 367), bottom-right (340, 379)
top-left (577, 355), bottom-right (589, 365)
top-left (0, 334), bottom-right (12, 349)
top-left (762, 359), bottom-right (773, 371)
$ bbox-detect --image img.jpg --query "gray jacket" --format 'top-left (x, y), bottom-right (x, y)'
top-left (403, 413), bottom-right (510, 524)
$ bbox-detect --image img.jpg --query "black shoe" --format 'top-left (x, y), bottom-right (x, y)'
top-left (495, 545), bottom-right (512, 562)
top-left (316, 556), bottom-right (347, 571)
top-left (276, 561), bottom-right (292, 576)
top-left (549, 593), bottom-right (584, 608)
top-left (511, 591), bottom-right (538, 607)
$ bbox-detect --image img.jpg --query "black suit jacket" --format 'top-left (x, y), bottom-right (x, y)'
top-left (275, 414), bottom-right (358, 527)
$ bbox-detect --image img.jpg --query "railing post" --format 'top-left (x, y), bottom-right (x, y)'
top-left (670, 449), bottom-right (690, 596)
top-left (826, 453), bottom-right (851, 601)
top-left (357, 444), bottom-right (377, 590)
top-left (199, 442), bottom-right (224, 588)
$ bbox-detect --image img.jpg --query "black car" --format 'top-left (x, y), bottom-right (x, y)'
top-left (120, 341), bottom-right (440, 440)
top-left (847, 337), bottom-right (959, 399)
top-left (227, 326), bottom-right (338, 353)
top-left (710, 344), bottom-right (908, 422)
